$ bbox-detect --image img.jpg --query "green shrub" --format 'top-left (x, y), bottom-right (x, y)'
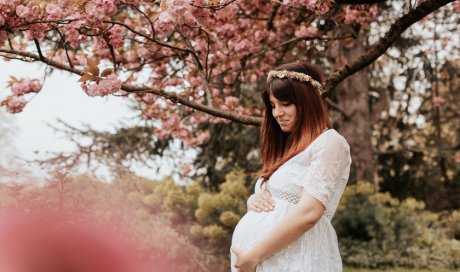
top-left (334, 181), bottom-right (460, 269)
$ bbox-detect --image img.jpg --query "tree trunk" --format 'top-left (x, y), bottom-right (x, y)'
top-left (329, 27), bottom-right (375, 184)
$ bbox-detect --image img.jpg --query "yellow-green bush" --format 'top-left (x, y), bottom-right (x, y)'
top-left (334, 181), bottom-right (460, 269)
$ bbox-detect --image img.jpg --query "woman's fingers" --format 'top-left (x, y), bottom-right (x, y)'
top-left (256, 199), bottom-right (274, 211)
top-left (262, 191), bottom-right (275, 206)
top-left (254, 198), bottom-right (274, 212)
top-left (248, 191), bottom-right (275, 212)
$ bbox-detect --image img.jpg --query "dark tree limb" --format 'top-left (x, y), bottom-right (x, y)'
top-left (0, 48), bottom-right (262, 126)
top-left (323, 0), bottom-right (455, 95)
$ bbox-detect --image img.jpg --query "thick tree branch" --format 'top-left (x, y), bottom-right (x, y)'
top-left (323, 0), bottom-right (454, 95)
top-left (0, 48), bottom-right (261, 126)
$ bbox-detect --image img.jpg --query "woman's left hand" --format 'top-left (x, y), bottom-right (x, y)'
top-left (231, 247), bottom-right (259, 272)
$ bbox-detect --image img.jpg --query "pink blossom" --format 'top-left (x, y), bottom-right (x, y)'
top-left (11, 79), bottom-right (41, 96)
top-left (64, 20), bottom-right (86, 48)
top-left (162, 113), bottom-right (180, 129)
top-left (194, 39), bottom-right (208, 52)
top-left (82, 74), bottom-right (121, 97)
top-left (0, 0), bottom-right (18, 14)
top-left (156, 129), bottom-right (169, 140)
top-left (19, 5), bottom-right (40, 22)
top-left (223, 87), bottom-right (232, 95)
top-left (25, 28), bottom-right (46, 40)
top-left (29, 79), bottom-right (41, 92)
top-left (216, 24), bottom-right (237, 39)
top-left (224, 96), bottom-right (240, 109)
top-left (195, 130), bottom-right (210, 144)
top-left (15, 5), bottom-right (30, 18)
top-left (254, 29), bottom-right (269, 42)
top-left (216, 3), bottom-right (238, 22)
top-left (282, 0), bottom-right (328, 15)
top-left (432, 96), bottom-right (446, 107)
top-left (137, 47), bottom-right (150, 59)
top-left (108, 25), bottom-right (124, 48)
top-left (45, 3), bottom-right (63, 20)
top-left (190, 6), bottom-right (213, 27)
top-left (155, 12), bottom-right (175, 34)
top-left (344, 6), bottom-right (359, 24)
top-left (173, 128), bottom-right (190, 138)
top-left (223, 75), bottom-right (233, 84)
top-left (6, 96), bottom-right (27, 113)
top-left (84, 0), bottom-right (120, 24)
top-left (295, 26), bottom-right (318, 38)
top-left (230, 39), bottom-right (252, 52)
top-left (184, 129), bottom-right (210, 147)
top-left (369, 5), bottom-right (379, 17)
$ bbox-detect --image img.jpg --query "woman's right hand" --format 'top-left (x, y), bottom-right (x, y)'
top-left (247, 190), bottom-right (275, 212)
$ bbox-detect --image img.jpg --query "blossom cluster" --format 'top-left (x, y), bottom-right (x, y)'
top-left (154, 0), bottom-right (239, 34)
top-left (343, 5), bottom-right (379, 25)
top-left (283, 0), bottom-right (330, 15)
top-left (295, 26), bottom-right (318, 38)
top-left (1, 79), bottom-right (42, 113)
top-left (81, 74), bottom-right (122, 97)
top-left (84, 0), bottom-right (121, 25)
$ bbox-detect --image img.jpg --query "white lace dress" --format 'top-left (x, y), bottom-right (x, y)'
top-left (230, 129), bottom-right (352, 272)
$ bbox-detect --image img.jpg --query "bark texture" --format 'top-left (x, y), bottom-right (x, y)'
top-left (330, 27), bottom-right (375, 182)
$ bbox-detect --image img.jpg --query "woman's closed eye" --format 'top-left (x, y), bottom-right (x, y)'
top-left (270, 102), bottom-right (291, 109)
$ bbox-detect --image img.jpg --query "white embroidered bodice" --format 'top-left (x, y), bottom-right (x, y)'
top-left (231, 129), bottom-right (352, 272)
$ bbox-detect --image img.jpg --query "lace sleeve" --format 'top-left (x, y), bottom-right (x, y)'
top-left (296, 134), bottom-right (351, 208)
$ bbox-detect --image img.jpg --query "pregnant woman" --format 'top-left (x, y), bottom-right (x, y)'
top-left (230, 62), bottom-right (352, 272)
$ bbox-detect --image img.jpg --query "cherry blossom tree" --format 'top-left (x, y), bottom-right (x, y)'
top-left (0, 0), bottom-right (457, 181)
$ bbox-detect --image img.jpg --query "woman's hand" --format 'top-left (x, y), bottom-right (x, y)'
top-left (247, 190), bottom-right (275, 212)
top-left (231, 247), bottom-right (259, 272)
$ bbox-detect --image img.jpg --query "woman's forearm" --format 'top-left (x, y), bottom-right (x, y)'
top-left (244, 193), bottom-right (324, 263)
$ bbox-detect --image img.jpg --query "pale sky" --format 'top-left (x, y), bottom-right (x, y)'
top-left (0, 59), bottom-right (166, 181)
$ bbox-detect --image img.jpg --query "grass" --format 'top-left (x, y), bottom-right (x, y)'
top-left (344, 269), bottom-right (460, 272)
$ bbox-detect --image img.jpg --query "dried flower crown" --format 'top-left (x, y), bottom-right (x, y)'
top-left (267, 70), bottom-right (323, 94)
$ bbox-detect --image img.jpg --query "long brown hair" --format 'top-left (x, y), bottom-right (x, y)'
top-left (258, 62), bottom-right (331, 183)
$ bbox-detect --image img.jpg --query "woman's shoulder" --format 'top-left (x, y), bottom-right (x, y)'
top-left (315, 129), bottom-right (350, 152)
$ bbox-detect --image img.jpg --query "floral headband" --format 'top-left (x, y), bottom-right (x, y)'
top-left (267, 70), bottom-right (323, 94)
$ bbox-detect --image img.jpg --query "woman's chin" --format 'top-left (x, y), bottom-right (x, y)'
top-left (280, 127), bottom-right (293, 133)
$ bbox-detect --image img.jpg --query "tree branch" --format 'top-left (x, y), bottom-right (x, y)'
top-left (175, 26), bottom-right (214, 106)
top-left (0, 48), bottom-right (261, 126)
top-left (323, 0), bottom-right (454, 95)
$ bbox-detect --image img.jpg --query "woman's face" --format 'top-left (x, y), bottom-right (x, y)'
top-left (268, 92), bottom-right (298, 133)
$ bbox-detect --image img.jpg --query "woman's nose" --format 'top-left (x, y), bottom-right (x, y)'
top-left (273, 107), bottom-right (283, 117)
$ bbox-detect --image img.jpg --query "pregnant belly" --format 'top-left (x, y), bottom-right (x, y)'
top-left (231, 210), bottom-right (280, 251)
